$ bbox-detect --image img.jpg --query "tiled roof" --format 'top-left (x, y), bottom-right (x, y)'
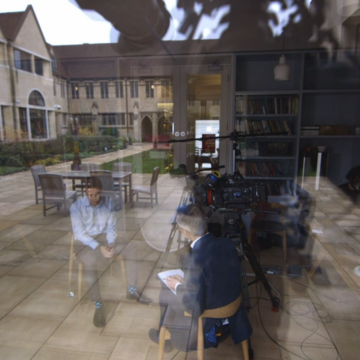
top-left (0, 11), bottom-right (26, 41)
top-left (52, 43), bottom-right (123, 59)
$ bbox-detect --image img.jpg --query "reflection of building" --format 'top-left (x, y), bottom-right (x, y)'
top-left (0, 6), bottom-right (65, 141)
top-left (0, 5), bottom-right (180, 142)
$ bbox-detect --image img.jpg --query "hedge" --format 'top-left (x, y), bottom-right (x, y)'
top-left (0, 135), bottom-right (124, 168)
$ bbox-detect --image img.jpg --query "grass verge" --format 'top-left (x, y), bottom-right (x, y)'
top-left (102, 150), bottom-right (170, 174)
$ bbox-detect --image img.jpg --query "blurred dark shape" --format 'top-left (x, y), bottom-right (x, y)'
top-left (304, 51), bottom-right (360, 89)
top-left (177, 0), bottom-right (200, 36)
top-left (338, 166), bottom-right (360, 203)
top-left (75, 0), bottom-right (171, 50)
top-left (255, 184), bottom-right (313, 251)
top-left (74, 0), bottom-right (341, 55)
top-left (309, 0), bottom-right (339, 51)
top-left (169, 164), bottom-right (188, 176)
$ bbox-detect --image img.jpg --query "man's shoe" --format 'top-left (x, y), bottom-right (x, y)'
top-left (93, 306), bottom-right (106, 327)
top-left (148, 328), bottom-right (173, 353)
top-left (126, 290), bottom-right (152, 305)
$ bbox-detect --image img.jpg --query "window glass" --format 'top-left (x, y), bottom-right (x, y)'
top-left (29, 90), bottom-right (45, 106)
top-left (51, 58), bottom-right (57, 71)
top-left (130, 81), bottom-right (139, 98)
top-left (161, 80), bottom-right (172, 98)
top-left (19, 108), bottom-right (28, 138)
top-left (119, 113), bottom-right (125, 125)
top-left (146, 81), bottom-right (154, 98)
top-left (71, 83), bottom-right (79, 99)
top-left (14, 49), bottom-right (32, 72)
top-left (30, 109), bottom-right (46, 138)
top-left (116, 81), bottom-right (123, 98)
top-left (86, 82), bottom-right (94, 99)
top-left (61, 81), bottom-right (66, 98)
top-left (100, 82), bottom-right (109, 98)
top-left (71, 114), bottom-right (93, 134)
top-left (35, 57), bottom-right (43, 76)
top-left (0, 43), bottom-right (5, 64)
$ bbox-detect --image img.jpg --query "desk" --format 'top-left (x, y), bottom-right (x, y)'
top-left (50, 171), bottom-right (132, 208)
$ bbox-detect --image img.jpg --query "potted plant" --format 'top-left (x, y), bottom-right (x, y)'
top-left (122, 136), bottom-right (128, 149)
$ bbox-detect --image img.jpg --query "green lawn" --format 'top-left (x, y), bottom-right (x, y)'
top-left (102, 150), bottom-right (171, 174)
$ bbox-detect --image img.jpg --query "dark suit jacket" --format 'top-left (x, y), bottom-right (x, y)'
top-left (166, 233), bottom-right (253, 351)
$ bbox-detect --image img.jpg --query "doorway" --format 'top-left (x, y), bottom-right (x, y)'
top-left (141, 116), bottom-right (152, 142)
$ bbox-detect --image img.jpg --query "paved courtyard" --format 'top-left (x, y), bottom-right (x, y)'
top-left (0, 145), bottom-right (359, 359)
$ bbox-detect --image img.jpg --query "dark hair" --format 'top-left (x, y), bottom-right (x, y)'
top-left (176, 204), bottom-right (208, 236)
top-left (89, 176), bottom-right (103, 190)
top-left (346, 166), bottom-right (360, 181)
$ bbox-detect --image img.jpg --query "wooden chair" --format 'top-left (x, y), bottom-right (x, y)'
top-left (68, 234), bottom-right (127, 298)
top-left (113, 162), bottom-right (132, 202)
top-left (81, 163), bottom-right (100, 172)
top-left (74, 163), bottom-right (101, 195)
top-left (132, 166), bottom-right (160, 208)
top-left (38, 174), bottom-right (77, 216)
top-left (249, 203), bottom-right (288, 261)
top-left (158, 295), bottom-right (249, 360)
top-left (31, 165), bottom-right (46, 204)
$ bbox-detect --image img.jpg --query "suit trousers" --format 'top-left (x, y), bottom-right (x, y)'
top-left (159, 284), bottom-right (198, 352)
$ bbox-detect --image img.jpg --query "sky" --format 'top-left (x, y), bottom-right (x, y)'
top-left (0, 0), bottom-right (118, 45)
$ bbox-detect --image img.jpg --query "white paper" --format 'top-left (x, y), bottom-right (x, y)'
top-left (158, 269), bottom-right (184, 294)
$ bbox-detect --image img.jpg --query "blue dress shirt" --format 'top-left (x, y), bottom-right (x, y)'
top-left (70, 196), bottom-right (117, 249)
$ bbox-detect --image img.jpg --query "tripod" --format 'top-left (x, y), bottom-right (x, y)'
top-left (161, 167), bottom-right (218, 269)
top-left (160, 184), bottom-right (194, 269)
top-left (223, 211), bottom-right (280, 312)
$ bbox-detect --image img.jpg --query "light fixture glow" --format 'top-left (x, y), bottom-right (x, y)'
top-left (274, 55), bottom-right (290, 81)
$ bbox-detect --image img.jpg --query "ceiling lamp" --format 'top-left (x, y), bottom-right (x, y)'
top-left (274, 55), bottom-right (290, 81)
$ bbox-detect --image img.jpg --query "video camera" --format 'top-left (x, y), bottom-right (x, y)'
top-left (191, 170), bottom-right (267, 210)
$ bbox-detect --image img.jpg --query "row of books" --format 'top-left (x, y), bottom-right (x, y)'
top-left (265, 181), bottom-right (285, 195)
top-left (236, 96), bottom-right (298, 115)
top-left (238, 142), bottom-right (292, 157)
top-left (238, 161), bottom-right (284, 177)
top-left (300, 126), bottom-right (320, 135)
top-left (238, 119), bottom-right (292, 135)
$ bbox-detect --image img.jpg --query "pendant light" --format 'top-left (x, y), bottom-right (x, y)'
top-left (274, 32), bottom-right (290, 81)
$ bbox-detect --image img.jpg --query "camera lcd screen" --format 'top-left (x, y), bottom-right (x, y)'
top-left (233, 191), bottom-right (242, 198)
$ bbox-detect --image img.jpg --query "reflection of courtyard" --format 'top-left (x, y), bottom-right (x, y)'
top-left (0, 160), bottom-right (359, 359)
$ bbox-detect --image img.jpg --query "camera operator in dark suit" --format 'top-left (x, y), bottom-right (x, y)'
top-left (149, 204), bottom-right (252, 353)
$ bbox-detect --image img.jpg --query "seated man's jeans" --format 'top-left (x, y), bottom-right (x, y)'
top-left (75, 240), bottom-right (138, 302)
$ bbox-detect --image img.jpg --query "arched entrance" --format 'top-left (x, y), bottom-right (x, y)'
top-left (28, 90), bottom-right (47, 139)
top-left (141, 116), bottom-right (152, 142)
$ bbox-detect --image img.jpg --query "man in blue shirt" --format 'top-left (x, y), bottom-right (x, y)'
top-left (70, 176), bottom-right (151, 327)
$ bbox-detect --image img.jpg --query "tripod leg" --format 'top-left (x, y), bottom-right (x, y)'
top-left (160, 223), bottom-right (176, 269)
top-left (243, 241), bottom-right (280, 312)
top-left (238, 242), bottom-right (251, 312)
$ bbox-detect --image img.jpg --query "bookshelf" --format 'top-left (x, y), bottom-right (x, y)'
top-left (234, 53), bottom-right (301, 192)
top-left (233, 50), bottom-right (360, 187)
top-left (299, 50), bottom-right (360, 183)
